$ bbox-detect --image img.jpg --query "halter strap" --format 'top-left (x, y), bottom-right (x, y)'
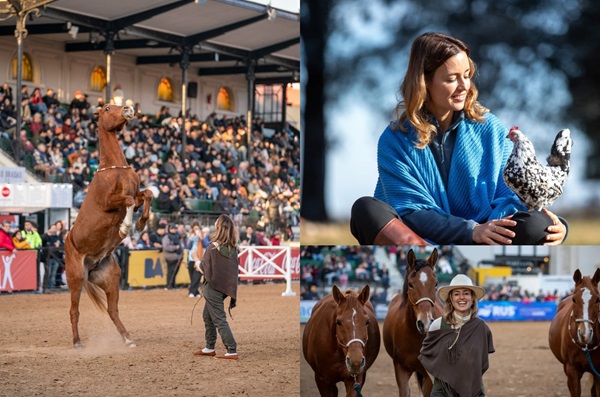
top-left (414, 297), bottom-right (435, 306)
top-left (345, 338), bottom-right (366, 347)
top-left (96, 165), bottom-right (131, 173)
top-left (568, 310), bottom-right (600, 352)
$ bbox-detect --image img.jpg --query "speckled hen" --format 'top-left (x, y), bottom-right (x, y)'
top-left (503, 126), bottom-right (571, 211)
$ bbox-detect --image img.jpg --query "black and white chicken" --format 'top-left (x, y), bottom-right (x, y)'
top-left (503, 126), bottom-right (572, 211)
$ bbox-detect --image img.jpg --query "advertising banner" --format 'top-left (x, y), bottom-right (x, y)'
top-left (126, 250), bottom-right (189, 288)
top-left (300, 299), bottom-right (559, 323)
top-left (0, 250), bottom-right (37, 292)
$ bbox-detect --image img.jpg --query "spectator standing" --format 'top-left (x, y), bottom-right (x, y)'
top-left (21, 220), bottom-right (42, 249)
top-left (0, 220), bottom-right (17, 253)
top-left (12, 230), bottom-right (30, 249)
top-left (162, 223), bottom-right (183, 289)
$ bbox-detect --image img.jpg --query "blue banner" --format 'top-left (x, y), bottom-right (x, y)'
top-left (477, 300), bottom-right (558, 321)
top-left (300, 300), bottom-right (559, 323)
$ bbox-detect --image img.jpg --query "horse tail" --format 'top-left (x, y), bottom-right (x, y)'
top-left (83, 278), bottom-right (108, 313)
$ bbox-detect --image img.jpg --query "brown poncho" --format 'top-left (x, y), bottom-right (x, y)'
top-left (418, 317), bottom-right (494, 397)
top-left (199, 243), bottom-right (239, 299)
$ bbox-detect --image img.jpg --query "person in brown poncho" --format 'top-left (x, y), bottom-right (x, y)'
top-left (419, 274), bottom-right (494, 397)
top-left (192, 214), bottom-right (239, 360)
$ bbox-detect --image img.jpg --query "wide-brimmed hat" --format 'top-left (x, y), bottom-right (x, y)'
top-left (437, 274), bottom-right (485, 301)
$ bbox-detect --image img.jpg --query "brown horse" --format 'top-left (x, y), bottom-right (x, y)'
top-left (549, 268), bottom-right (600, 396)
top-left (383, 248), bottom-right (443, 397)
top-left (303, 284), bottom-right (381, 397)
top-left (64, 104), bottom-right (153, 348)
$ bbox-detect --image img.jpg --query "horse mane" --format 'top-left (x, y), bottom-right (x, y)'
top-left (339, 290), bottom-right (361, 309)
top-left (401, 258), bottom-right (432, 306)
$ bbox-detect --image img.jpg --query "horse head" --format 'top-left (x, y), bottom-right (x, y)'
top-left (94, 105), bottom-right (134, 132)
top-left (332, 284), bottom-right (371, 376)
top-left (571, 268), bottom-right (600, 346)
top-left (405, 248), bottom-right (439, 335)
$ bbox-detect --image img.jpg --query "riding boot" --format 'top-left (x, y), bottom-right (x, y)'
top-left (373, 218), bottom-right (429, 246)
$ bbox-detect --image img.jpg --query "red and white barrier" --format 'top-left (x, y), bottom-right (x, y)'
top-left (238, 246), bottom-right (299, 296)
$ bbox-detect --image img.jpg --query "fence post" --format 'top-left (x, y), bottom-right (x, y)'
top-left (281, 246), bottom-right (296, 297)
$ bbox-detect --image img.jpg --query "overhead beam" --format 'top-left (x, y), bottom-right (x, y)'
top-left (0, 23), bottom-right (93, 35)
top-left (183, 14), bottom-right (267, 47)
top-left (66, 39), bottom-right (172, 52)
top-left (251, 37), bottom-right (299, 58)
top-left (122, 25), bottom-right (183, 46)
top-left (137, 52), bottom-right (237, 65)
top-left (197, 41), bottom-right (250, 59)
top-left (197, 64), bottom-right (283, 76)
top-left (255, 75), bottom-right (297, 85)
top-left (262, 54), bottom-right (299, 70)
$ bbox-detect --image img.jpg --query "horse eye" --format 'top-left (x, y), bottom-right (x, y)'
top-left (408, 283), bottom-right (414, 289)
top-left (572, 298), bottom-right (576, 303)
top-left (365, 319), bottom-right (370, 325)
top-left (105, 106), bottom-right (109, 111)
top-left (336, 319), bottom-right (341, 326)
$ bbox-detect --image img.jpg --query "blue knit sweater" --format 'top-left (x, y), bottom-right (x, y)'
top-left (374, 112), bottom-right (525, 243)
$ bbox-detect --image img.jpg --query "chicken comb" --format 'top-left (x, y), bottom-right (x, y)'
top-left (510, 126), bottom-right (519, 133)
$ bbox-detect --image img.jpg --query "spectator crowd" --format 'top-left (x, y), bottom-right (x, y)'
top-left (0, 83), bottom-right (300, 243)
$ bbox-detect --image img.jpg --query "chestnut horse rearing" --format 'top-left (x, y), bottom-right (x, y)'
top-left (383, 248), bottom-right (443, 397)
top-left (549, 268), bottom-right (600, 397)
top-left (303, 284), bottom-right (380, 397)
top-left (64, 104), bottom-right (153, 348)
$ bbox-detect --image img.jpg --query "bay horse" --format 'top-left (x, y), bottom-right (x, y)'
top-left (64, 104), bottom-right (153, 348)
top-left (382, 248), bottom-right (443, 397)
top-left (549, 268), bottom-right (600, 396)
top-left (303, 284), bottom-right (381, 397)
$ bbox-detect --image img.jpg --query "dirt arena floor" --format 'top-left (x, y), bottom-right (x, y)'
top-left (0, 282), bottom-right (300, 397)
top-left (301, 321), bottom-right (587, 397)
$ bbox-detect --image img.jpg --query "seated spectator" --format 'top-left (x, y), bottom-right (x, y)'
top-left (32, 143), bottom-right (55, 176)
top-left (303, 285), bottom-right (320, 301)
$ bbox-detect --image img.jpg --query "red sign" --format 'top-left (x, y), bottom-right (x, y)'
top-left (238, 247), bottom-right (300, 280)
top-left (1, 186), bottom-right (10, 197)
top-left (0, 250), bottom-right (38, 292)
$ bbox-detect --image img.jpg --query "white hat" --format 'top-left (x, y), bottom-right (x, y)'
top-left (437, 274), bottom-right (485, 302)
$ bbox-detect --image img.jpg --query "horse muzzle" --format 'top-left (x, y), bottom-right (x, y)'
top-left (345, 355), bottom-right (366, 375)
top-left (122, 106), bottom-right (134, 121)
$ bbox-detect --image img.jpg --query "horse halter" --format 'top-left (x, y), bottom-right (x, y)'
top-left (568, 310), bottom-right (600, 352)
top-left (96, 165), bottom-right (131, 173)
top-left (337, 336), bottom-right (367, 349)
top-left (408, 293), bottom-right (435, 307)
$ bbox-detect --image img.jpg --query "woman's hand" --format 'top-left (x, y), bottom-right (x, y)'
top-left (194, 260), bottom-right (202, 272)
top-left (472, 217), bottom-right (517, 245)
top-left (543, 209), bottom-right (566, 245)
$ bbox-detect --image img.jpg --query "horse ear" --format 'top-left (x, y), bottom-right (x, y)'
top-left (407, 249), bottom-right (416, 269)
top-left (428, 248), bottom-right (438, 268)
top-left (358, 284), bottom-right (370, 305)
top-left (332, 285), bottom-right (345, 305)
top-left (573, 269), bottom-right (582, 284)
top-left (593, 268), bottom-right (600, 286)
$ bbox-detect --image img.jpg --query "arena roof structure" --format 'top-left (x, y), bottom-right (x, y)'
top-left (0, 0), bottom-right (299, 84)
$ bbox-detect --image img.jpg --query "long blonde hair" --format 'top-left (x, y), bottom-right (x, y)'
top-left (212, 214), bottom-right (238, 249)
top-left (392, 32), bottom-right (488, 148)
top-left (442, 289), bottom-right (479, 327)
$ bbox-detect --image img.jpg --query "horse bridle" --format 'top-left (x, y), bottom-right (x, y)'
top-left (568, 310), bottom-right (600, 352)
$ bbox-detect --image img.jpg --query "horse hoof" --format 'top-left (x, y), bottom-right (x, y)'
top-left (73, 343), bottom-right (85, 349)
top-left (125, 340), bottom-right (136, 348)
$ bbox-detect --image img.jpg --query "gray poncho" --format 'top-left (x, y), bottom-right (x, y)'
top-left (419, 317), bottom-right (494, 397)
top-left (199, 242), bottom-right (239, 299)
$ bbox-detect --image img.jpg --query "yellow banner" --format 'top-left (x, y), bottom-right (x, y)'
top-left (127, 250), bottom-right (190, 287)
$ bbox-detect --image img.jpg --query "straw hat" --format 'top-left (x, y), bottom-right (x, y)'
top-left (437, 274), bottom-right (485, 302)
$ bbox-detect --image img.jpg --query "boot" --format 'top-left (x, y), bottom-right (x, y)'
top-left (373, 218), bottom-right (429, 246)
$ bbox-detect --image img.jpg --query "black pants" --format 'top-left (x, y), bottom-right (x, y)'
top-left (350, 197), bottom-right (401, 244)
top-left (165, 258), bottom-right (180, 289)
top-left (351, 196), bottom-right (568, 245)
top-left (188, 260), bottom-right (201, 295)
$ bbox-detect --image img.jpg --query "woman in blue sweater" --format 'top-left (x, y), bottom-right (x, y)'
top-left (351, 32), bottom-right (567, 245)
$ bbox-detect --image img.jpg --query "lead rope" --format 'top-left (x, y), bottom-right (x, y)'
top-left (584, 347), bottom-right (600, 378)
top-left (352, 374), bottom-right (364, 397)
